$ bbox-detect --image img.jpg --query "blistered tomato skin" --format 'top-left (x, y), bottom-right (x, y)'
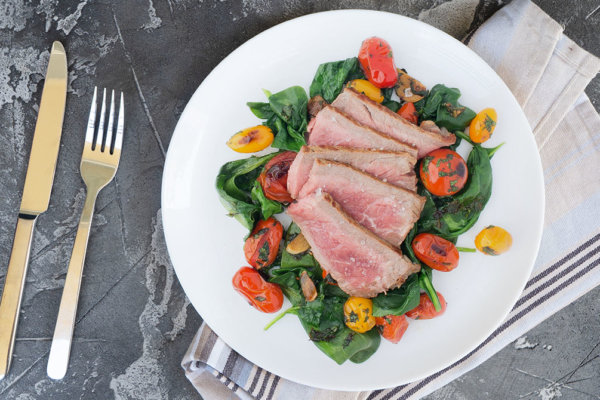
top-left (344, 297), bottom-right (376, 333)
top-left (375, 315), bottom-right (409, 344)
top-left (358, 37), bottom-right (398, 89)
top-left (475, 225), bottom-right (512, 255)
top-left (232, 267), bottom-right (283, 313)
top-left (258, 151), bottom-right (296, 203)
top-left (420, 149), bottom-right (468, 196)
top-left (227, 125), bottom-right (274, 153)
top-left (398, 102), bottom-right (418, 125)
top-left (347, 79), bottom-right (384, 103)
top-left (406, 292), bottom-right (447, 320)
top-left (243, 218), bottom-right (283, 269)
top-left (469, 108), bottom-right (497, 144)
top-left (412, 233), bottom-right (460, 272)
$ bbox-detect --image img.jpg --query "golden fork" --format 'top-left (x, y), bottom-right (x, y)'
top-left (47, 87), bottom-right (124, 379)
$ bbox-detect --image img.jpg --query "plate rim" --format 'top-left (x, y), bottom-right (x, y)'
top-left (162, 9), bottom-right (545, 390)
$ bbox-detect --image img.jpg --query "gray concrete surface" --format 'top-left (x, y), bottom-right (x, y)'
top-left (0, 0), bottom-right (598, 399)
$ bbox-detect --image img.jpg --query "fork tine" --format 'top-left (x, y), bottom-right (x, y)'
top-left (113, 92), bottom-right (124, 152)
top-left (104, 90), bottom-right (115, 152)
top-left (85, 87), bottom-right (98, 144)
top-left (95, 88), bottom-right (107, 149)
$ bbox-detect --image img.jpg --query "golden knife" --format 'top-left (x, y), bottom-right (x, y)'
top-left (0, 41), bottom-right (68, 380)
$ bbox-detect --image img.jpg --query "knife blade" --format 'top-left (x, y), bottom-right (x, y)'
top-left (0, 41), bottom-right (67, 379)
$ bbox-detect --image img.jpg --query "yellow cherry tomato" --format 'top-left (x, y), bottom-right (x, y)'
top-left (227, 125), bottom-right (273, 153)
top-left (343, 296), bottom-right (376, 333)
top-left (347, 79), bottom-right (384, 103)
top-left (469, 108), bottom-right (497, 143)
top-left (475, 225), bottom-right (512, 255)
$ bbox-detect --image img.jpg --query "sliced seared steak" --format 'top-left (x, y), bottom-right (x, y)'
top-left (307, 106), bottom-right (418, 158)
top-left (298, 160), bottom-right (425, 247)
top-left (287, 192), bottom-right (421, 298)
top-left (332, 88), bottom-right (456, 158)
top-left (287, 145), bottom-right (417, 198)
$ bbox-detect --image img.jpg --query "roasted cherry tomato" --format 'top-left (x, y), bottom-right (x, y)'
top-left (375, 315), bottom-right (409, 344)
top-left (243, 218), bottom-right (283, 269)
top-left (232, 267), bottom-right (283, 313)
top-left (398, 102), bottom-right (418, 125)
top-left (412, 233), bottom-right (459, 272)
top-left (358, 37), bottom-right (398, 89)
top-left (406, 292), bottom-right (447, 320)
top-left (475, 225), bottom-right (512, 255)
top-left (346, 79), bottom-right (384, 103)
top-left (227, 125), bottom-right (273, 153)
top-left (344, 297), bottom-right (376, 333)
top-left (258, 151), bottom-right (296, 203)
top-left (420, 148), bottom-right (468, 196)
top-left (469, 108), bottom-right (497, 143)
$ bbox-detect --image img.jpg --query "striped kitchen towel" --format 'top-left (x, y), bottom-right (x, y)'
top-left (182, 0), bottom-right (600, 399)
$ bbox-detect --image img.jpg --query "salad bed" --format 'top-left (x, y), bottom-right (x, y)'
top-left (216, 37), bottom-right (509, 364)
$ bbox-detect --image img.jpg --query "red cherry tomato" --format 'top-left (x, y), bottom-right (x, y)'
top-left (243, 218), bottom-right (283, 269)
top-left (420, 148), bottom-right (468, 196)
top-left (232, 267), bottom-right (283, 313)
top-left (358, 37), bottom-right (398, 89)
top-left (398, 102), bottom-right (418, 125)
top-left (412, 233), bottom-right (459, 272)
top-left (258, 151), bottom-right (296, 203)
top-left (406, 292), bottom-right (447, 320)
top-left (375, 315), bottom-right (409, 344)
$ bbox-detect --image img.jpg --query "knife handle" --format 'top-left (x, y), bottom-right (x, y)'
top-left (47, 188), bottom-right (97, 380)
top-left (0, 216), bottom-right (37, 380)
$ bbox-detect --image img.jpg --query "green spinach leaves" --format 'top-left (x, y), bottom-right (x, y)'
top-left (215, 152), bottom-right (278, 230)
top-left (309, 57), bottom-right (365, 103)
top-left (418, 84), bottom-right (476, 131)
top-left (248, 86), bottom-right (309, 152)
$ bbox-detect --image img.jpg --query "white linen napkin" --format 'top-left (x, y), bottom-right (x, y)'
top-left (181, 1), bottom-right (600, 398)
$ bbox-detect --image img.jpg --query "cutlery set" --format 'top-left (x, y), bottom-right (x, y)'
top-left (0, 42), bottom-right (125, 380)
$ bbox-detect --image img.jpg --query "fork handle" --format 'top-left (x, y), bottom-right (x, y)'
top-left (47, 188), bottom-right (98, 380)
top-left (0, 216), bottom-right (37, 380)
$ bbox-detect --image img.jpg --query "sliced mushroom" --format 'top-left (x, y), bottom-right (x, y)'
top-left (286, 232), bottom-right (310, 255)
top-left (420, 120), bottom-right (442, 135)
top-left (300, 271), bottom-right (317, 302)
top-left (395, 70), bottom-right (427, 103)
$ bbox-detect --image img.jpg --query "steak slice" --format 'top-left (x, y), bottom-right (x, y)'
top-left (287, 145), bottom-right (417, 198)
top-left (287, 192), bottom-right (421, 298)
top-left (298, 160), bottom-right (425, 247)
top-left (307, 106), bottom-right (418, 158)
top-left (332, 88), bottom-right (456, 158)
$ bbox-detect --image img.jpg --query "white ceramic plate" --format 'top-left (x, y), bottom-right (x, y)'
top-left (162, 10), bottom-right (544, 391)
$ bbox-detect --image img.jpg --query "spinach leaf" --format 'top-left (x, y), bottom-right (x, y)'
top-left (301, 294), bottom-right (380, 365)
top-left (372, 274), bottom-right (420, 317)
top-left (247, 101), bottom-right (274, 119)
top-left (380, 87), bottom-right (401, 112)
top-left (268, 86), bottom-right (308, 132)
top-left (421, 84), bottom-right (476, 131)
top-left (419, 267), bottom-right (442, 312)
top-left (307, 324), bottom-right (380, 365)
top-left (215, 153), bottom-right (278, 230)
top-left (264, 87), bottom-right (308, 152)
top-left (382, 99), bottom-right (401, 112)
top-left (248, 86), bottom-right (309, 152)
top-left (250, 180), bottom-right (283, 220)
top-left (310, 57), bottom-right (365, 103)
top-left (419, 145), bottom-right (493, 239)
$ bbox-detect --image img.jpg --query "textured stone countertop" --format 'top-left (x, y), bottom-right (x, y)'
top-left (0, 1), bottom-right (598, 399)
